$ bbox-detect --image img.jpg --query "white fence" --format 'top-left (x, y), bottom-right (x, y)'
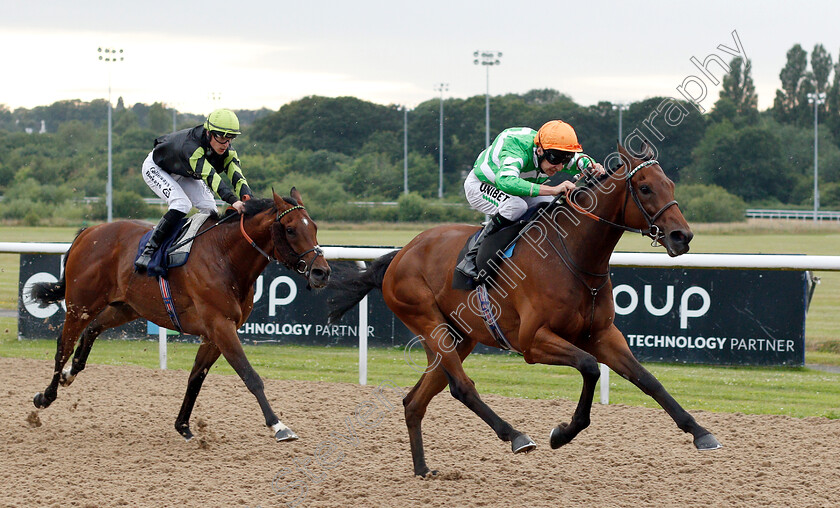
top-left (4, 242), bottom-right (840, 404)
top-left (746, 209), bottom-right (840, 221)
top-left (6, 242), bottom-right (840, 270)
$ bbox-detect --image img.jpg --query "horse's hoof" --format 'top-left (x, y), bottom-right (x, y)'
top-left (549, 423), bottom-right (572, 449)
top-left (511, 433), bottom-right (536, 454)
top-left (179, 429), bottom-right (194, 442)
top-left (414, 467), bottom-right (437, 478)
top-left (33, 393), bottom-right (49, 409)
top-left (694, 433), bottom-right (722, 450)
top-left (275, 428), bottom-right (298, 442)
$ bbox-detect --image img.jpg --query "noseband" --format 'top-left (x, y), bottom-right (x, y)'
top-left (239, 205), bottom-right (324, 278)
top-left (567, 159), bottom-right (679, 246)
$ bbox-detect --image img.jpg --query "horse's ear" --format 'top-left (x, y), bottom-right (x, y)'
top-left (290, 187), bottom-right (304, 207)
top-left (617, 142), bottom-right (626, 156)
top-left (616, 143), bottom-right (633, 171)
top-left (640, 140), bottom-right (656, 161)
top-left (273, 189), bottom-right (289, 211)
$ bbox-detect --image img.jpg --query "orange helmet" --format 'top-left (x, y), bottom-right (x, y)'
top-left (534, 120), bottom-right (582, 152)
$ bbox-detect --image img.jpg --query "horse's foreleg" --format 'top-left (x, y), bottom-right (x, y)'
top-left (526, 327), bottom-right (601, 449)
top-left (437, 355), bottom-right (536, 454)
top-left (590, 325), bottom-right (721, 450)
top-left (174, 340), bottom-right (221, 441)
top-left (214, 328), bottom-right (297, 442)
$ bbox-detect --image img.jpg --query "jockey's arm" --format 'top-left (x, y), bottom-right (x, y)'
top-left (538, 180), bottom-right (575, 196)
top-left (572, 154), bottom-right (606, 178)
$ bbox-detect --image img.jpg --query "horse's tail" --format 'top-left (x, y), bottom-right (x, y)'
top-left (29, 228), bottom-right (85, 306)
top-left (327, 250), bottom-right (399, 324)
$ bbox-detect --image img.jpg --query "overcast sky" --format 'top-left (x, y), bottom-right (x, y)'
top-left (3, 0), bottom-right (839, 116)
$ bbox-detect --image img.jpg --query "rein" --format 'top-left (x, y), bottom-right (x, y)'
top-left (566, 159), bottom-right (678, 247)
top-left (549, 228), bottom-right (611, 340)
top-left (240, 213), bottom-right (274, 262)
top-left (239, 205), bottom-right (325, 278)
top-left (502, 159), bottom-right (677, 339)
top-left (169, 211), bottom-right (239, 251)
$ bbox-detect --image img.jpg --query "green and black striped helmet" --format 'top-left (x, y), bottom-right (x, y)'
top-left (204, 108), bottom-right (241, 136)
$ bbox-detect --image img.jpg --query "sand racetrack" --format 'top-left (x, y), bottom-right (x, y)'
top-left (2, 356), bottom-right (839, 507)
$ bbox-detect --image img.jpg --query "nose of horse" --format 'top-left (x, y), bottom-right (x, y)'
top-left (667, 229), bottom-right (693, 256)
top-left (309, 267), bottom-right (331, 288)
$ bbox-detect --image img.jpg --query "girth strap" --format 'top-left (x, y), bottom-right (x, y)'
top-left (157, 276), bottom-right (184, 333)
top-left (476, 284), bottom-right (517, 352)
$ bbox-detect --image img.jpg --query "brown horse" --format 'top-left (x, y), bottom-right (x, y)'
top-left (30, 188), bottom-right (330, 442)
top-left (328, 145), bottom-right (721, 476)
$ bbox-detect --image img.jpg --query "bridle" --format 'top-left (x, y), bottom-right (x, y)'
top-left (239, 205), bottom-right (325, 278)
top-left (500, 159), bottom-right (678, 339)
top-left (566, 159), bottom-right (679, 247)
top-left (534, 159), bottom-right (678, 339)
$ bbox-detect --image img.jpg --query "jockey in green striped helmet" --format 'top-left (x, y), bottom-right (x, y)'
top-left (135, 108), bottom-right (252, 272)
top-left (204, 108), bottom-right (242, 137)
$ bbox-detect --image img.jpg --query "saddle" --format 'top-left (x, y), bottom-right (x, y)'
top-left (135, 213), bottom-right (212, 278)
top-left (451, 203), bottom-right (551, 291)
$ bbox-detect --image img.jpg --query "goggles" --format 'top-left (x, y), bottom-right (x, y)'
top-left (543, 149), bottom-right (574, 166)
top-left (211, 131), bottom-right (237, 143)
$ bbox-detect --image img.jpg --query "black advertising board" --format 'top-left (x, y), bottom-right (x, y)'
top-left (18, 254), bottom-right (147, 340)
top-left (610, 267), bottom-right (806, 366)
top-left (18, 255), bottom-right (806, 366)
top-left (18, 255), bottom-right (410, 347)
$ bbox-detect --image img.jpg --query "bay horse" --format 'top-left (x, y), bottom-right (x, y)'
top-left (29, 188), bottom-right (330, 442)
top-left (328, 144), bottom-right (721, 476)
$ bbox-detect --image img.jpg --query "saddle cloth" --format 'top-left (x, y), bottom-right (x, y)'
top-left (135, 213), bottom-right (212, 278)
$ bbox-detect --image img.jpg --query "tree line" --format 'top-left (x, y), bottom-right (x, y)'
top-left (3, 42), bottom-right (840, 225)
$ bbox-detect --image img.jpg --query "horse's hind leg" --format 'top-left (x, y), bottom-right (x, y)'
top-left (174, 340), bottom-right (221, 441)
top-left (61, 304), bottom-right (139, 387)
top-left (34, 308), bottom-right (95, 409)
top-left (589, 325), bottom-right (721, 450)
top-left (403, 367), bottom-right (449, 476)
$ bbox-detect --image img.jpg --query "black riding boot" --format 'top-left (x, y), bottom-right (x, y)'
top-left (455, 213), bottom-right (513, 280)
top-left (134, 209), bottom-right (186, 272)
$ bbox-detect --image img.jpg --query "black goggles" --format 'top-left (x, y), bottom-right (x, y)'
top-left (543, 149), bottom-right (574, 165)
top-left (211, 131), bottom-right (237, 143)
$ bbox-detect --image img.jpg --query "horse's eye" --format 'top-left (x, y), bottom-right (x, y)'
top-left (286, 227), bottom-right (295, 236)
top-left (639, 185), bottom-right (652, 195)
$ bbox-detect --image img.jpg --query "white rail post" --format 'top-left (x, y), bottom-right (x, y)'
top-left (599, 363), bottom-right (609, 404)
top-left (356, 261), bottom-right (368, 385)
top-left (158, 326), bottom-right (167, 370)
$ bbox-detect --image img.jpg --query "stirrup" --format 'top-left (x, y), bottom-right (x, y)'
top-left (135, 257), bottom-right (150, 271)
top-left (135, 248), bottom-right (156, 271)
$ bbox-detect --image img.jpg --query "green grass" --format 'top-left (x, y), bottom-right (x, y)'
top-left (3, 333), bottom-right (839, 419)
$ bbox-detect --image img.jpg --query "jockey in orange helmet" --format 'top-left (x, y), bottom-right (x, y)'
top-left (456, 120), bottom-right (606, 280)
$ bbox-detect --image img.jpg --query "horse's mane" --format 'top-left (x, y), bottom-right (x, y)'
top-left (574, 151), bottom-right (656, 191)
top-left (544, 158), bottom-right (631, 213)
top-left (241, 196), bottom-right (299, 217)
